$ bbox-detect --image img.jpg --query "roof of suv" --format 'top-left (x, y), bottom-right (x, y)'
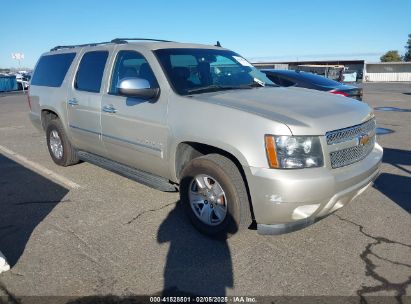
top-left (48, 39), bottom-right (227, 54)
top-left (131, 41), bottom-right (226, 50)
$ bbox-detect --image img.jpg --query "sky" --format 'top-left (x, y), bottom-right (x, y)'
top-left (1, 0), bottom-right (410, 69)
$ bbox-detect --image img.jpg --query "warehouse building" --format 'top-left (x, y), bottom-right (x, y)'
top-left (253, 60), bottom-right (364, 73)
top-left (253, 60), bottom-right (411, 82)
top-left (253, 60), bottom-right (365, 81)
top-left (364, 62), bottom-right (411, 82)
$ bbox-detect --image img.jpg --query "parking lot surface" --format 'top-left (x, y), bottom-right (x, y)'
top-left (0, 83), bottom-right (410, 301)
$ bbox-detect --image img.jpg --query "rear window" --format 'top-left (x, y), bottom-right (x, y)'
top-left (31, 53), bottom-right (76, 87)
top-left (297, 72), bottom-right (341, 86)
top-left (266, 74), bottom-right (296, 87)
top-left (75, 51), bottom-right (108, 93)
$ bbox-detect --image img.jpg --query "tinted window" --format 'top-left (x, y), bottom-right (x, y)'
top-left (296, 72), bottom-right (341, 86)
top-left (277, 76), bottom-right (296, 87)
top-left (266, 74), bottom-right (295, 87)
top-left (75, 51), bottom-right (108, 93)
top-left (31, 53), bottom-right (76, 87)
top-left (266, 74), bottom-right (282, 86)
top-left (110, 50), bottom-right (158, 95)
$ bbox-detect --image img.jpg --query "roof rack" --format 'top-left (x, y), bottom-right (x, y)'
top-left (50, 38), bottom-right (173, 51)
top-left (50, 41), bottom-right (112, 52)
top-left (110, 38), bottom-right (174, 44)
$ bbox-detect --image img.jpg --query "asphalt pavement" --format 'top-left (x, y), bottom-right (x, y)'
top-left (0, 83), bottom-right (410, 302)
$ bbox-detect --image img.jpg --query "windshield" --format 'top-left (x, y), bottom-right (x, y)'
top-left (155, 48), bottom-right (275, 95)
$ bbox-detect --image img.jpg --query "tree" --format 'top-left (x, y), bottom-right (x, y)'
top-left (380, 50), bottom-right (402, 62)
top-left (404, 34), bottom-right (411, 62)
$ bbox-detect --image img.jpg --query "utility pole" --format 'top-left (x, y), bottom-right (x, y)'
top-left (11, 52), bottom-right (25, 92)
top-left (12, 52), bottom-right (24, 70)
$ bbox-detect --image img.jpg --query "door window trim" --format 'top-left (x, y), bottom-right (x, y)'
top-left (74, 50), bottom-right (109, 93)
top-left (107, 49), bottom-right (159, 96)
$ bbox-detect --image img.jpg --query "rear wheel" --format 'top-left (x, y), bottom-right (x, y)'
top-left (46, 118), bottom-right (79, 166)
top-left (180, 154), bottom-right (251, 238)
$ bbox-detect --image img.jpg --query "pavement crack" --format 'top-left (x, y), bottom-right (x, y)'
top-left (0, 281), bottom-right (20, 304)
top-left (50, 224), bottom-right (90, 248)
top-left (8, 271), bottom-right (24, 277)
top-left (333, 214), bottom-right (411, 248)
top-left (333, 214), bottom-right (411, 303)
top-left (75, 252), bottom-right (104, 268)
top-left (126, 201), bottom-right (176, 224)
top-left (371, 252), bottom-right (411, 268)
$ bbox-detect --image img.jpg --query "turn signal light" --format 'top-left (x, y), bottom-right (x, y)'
top-left (265, 135), bottom-right (279, 168)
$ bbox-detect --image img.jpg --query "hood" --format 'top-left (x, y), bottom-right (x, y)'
top-left (192, 86), bottom-right (373, 135)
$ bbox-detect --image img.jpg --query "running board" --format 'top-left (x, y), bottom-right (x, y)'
top-left (77, 151), bottom-right (177, 192)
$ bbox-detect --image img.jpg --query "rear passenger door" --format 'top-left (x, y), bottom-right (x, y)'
top-left (67, 50), bottom-right (109, 156)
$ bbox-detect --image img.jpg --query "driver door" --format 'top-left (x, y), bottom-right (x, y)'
top-left (101, 50), bottom-right (169, 177)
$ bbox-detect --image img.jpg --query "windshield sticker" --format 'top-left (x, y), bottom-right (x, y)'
top-left (233, 56), bottom-right (253, 67)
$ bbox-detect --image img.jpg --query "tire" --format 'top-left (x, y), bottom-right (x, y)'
top-left (180, 153), bottom-right (251, 238)
top-left (46, 118), bottom-right (79, 166)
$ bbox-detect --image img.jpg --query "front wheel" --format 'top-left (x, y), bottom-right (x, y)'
top-left (180, 154), bottom-right (251, 238)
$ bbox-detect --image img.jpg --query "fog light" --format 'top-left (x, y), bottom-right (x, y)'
top-left (292, 204), bottom-right (320, 220)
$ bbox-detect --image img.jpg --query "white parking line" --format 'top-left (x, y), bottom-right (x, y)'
top-left (0, 145), bottom-right (80, 189)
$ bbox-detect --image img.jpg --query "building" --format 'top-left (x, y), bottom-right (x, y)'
top-left (253, 60), bottom-right (411, 82)
top-left (253, 60), bottom-right (365, 81)
top-left (364, 62), bottom-right (411, 82)
top-left (254, 60), bottom-right (365, 73)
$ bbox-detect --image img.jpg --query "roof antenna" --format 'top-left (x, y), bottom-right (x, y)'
top-left (215, 41), bottom-right (221, 47)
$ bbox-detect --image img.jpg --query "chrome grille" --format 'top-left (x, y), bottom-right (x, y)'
top-left (326, 118), bottom-right (376, 169)
top-left (330, 136), bottom-right (375, 168)
top-left (326, 118), bottom-right (376, 145)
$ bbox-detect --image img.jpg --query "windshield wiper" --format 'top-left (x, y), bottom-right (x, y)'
top-left (186, 85), bottom-right (252, 95)
top-left (247, 81), bottom-right (277, 88)
top-left (247, 78), bottom-right (277, 88)
top-left (250, 78), bottom-right (266, 87)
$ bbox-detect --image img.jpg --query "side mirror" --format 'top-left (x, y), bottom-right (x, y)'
top-left (117, 77), bottom-right (159, 100)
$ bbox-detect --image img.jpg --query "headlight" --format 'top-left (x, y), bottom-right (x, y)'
top-left (265, 135), bottom-right (323, 169)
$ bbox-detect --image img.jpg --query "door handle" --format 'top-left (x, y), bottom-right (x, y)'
top-left (68, 98), bottom-right (78, 106)
top-left (102, 104), bottom-right (117, 113)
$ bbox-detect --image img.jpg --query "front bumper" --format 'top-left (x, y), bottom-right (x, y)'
top-left (244, 143), bottom-right (383, 234)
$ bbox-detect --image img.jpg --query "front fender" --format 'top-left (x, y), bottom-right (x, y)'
top-left (167, 95), bottom-right (291, 181)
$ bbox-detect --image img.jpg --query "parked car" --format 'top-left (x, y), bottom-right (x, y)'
top-left (262, 69), bottom-right (363, 100)
top-left (28, 39), bottom-right (382, 237)
top-left (15, 73), bottom-right (30, 90)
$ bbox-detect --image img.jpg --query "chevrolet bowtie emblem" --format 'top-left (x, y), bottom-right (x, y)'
top-left (358, 133), bottom-right (370, 146)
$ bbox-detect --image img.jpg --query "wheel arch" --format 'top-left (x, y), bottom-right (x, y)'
top-left (174, 141), bottom-right (248, 181)
top-left (174, 141), bottom-right (255, 221)
top-left (41, 108), bottom-right (59, 131)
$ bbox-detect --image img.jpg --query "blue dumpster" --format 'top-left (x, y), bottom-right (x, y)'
top-left (0, 75), bottom-right (18, 92)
